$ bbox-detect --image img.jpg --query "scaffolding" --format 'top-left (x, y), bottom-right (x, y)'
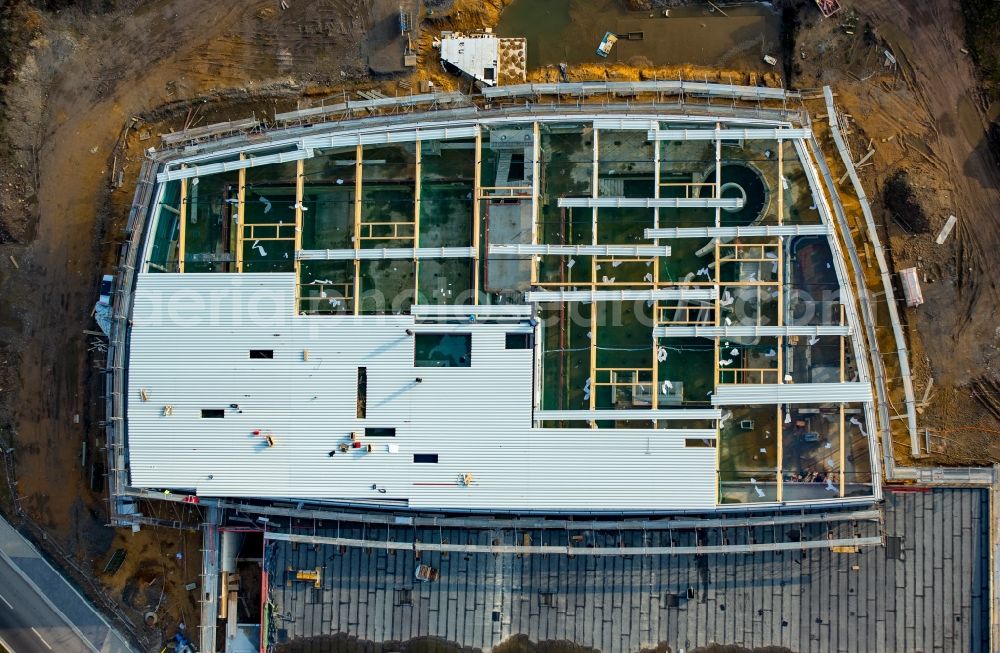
top-left (823, 86), bottom-right (918, 456)
top-left (265, 530), bottom-right (882, 556)
top-left (104, 156), bottom-right (159, 526)
top-left (274, 92), bottom-right (471, 123)
top-left (258, 502), bottom-right (883, 555)
top-left (481, 80), bottom-right (799, 102)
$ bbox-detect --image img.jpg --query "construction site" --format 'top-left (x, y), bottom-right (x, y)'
top-left (1, 1), bottom-right (1000, 652)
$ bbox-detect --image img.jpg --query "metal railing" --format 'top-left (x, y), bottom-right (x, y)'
top-left (481, 80), bottom-right (800, 102)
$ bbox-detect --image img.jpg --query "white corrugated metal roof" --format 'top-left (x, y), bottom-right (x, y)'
top-left (157, 148), bottom-right (311, 183)
top-left (488, 244), bottom-right (672, 258)
top-left (653, 325), bottom-right (851, 338)
top-left (645, 224), bottom-right (831, 239)
top-left (127, 273), bottom-right (717, 511)
top-left (526, 288), bottom-right (716, 302)
top-left (592, 118), bottom-right (659, 131)
top-left (711, 383), bottom-right (873, 406)
top-left (297, 247), bottom-right (475, 261)
top-left (558, 197), bottom-right (743, 209)
top-left (411, 304), bottom-right (532, 318)
top-left (647, 128), bottom-right (812, 141)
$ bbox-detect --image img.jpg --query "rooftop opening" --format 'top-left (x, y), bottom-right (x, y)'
top-left (414, 333), bottom-right (471, 368)
top-left (249, 349), bottom-right (274, 359)
top-left (365, 427), bottom-right (395, 437)
top-left (505, 332), bottom-right (533, 349)
top-left (201, 409), bottom-right (225, 418)
top-left (413, 454), bottom-right (439, 463)
top-left (356, 367), bottom-right (367, 419)
top-left (395, 588), bottom-right (412, 606)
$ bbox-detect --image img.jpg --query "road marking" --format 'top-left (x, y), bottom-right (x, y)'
top-left (0, 591), bottom-right (11, 609)
top-left (0, 633), bottom-right (15, 653)
top-left (31, 627), bottom-right (53, 650)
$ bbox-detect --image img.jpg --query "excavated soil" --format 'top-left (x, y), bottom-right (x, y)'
top-left (790, 1), bottom-right (1000, 463)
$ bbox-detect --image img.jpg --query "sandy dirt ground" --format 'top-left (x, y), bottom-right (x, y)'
top-left (415, 0), bottom-right (783, 93)
top-left (1, 0), bottom-right (1000, 647)
top-left (790, 1), bottom-right (1000, 464)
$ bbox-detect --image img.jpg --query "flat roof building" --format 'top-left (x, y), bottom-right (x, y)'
top-left (439, 32), bottom-right (500, 86)
top-left (436, 31), bottom-right (527, 87)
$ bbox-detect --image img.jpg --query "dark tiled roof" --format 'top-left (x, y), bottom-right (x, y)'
top-left (266, 488), bottom-right (989, 652)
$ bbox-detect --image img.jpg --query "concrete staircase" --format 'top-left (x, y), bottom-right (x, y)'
top-left (495, 151), bottom-right (513, 186)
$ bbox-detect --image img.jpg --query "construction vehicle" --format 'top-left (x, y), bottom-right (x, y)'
top-left (814, 0), bottom-right (842, 18)
top-left (596, 32), bottom-right (618, 58)
top-left (415, 564), bottom-right (440, 582)
top-left (293, 567), bottom-right (322, 588)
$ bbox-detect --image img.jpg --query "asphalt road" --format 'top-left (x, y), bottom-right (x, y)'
top-left (0, 516), bottom-right (134, 653)
top-left (0, 555), bottom-right (97, 652)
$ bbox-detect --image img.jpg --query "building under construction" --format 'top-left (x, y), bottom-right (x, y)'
top-left (103, 82), bottom-right (994, 652)
top-left (125, 97), bottom-right (880, 511)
